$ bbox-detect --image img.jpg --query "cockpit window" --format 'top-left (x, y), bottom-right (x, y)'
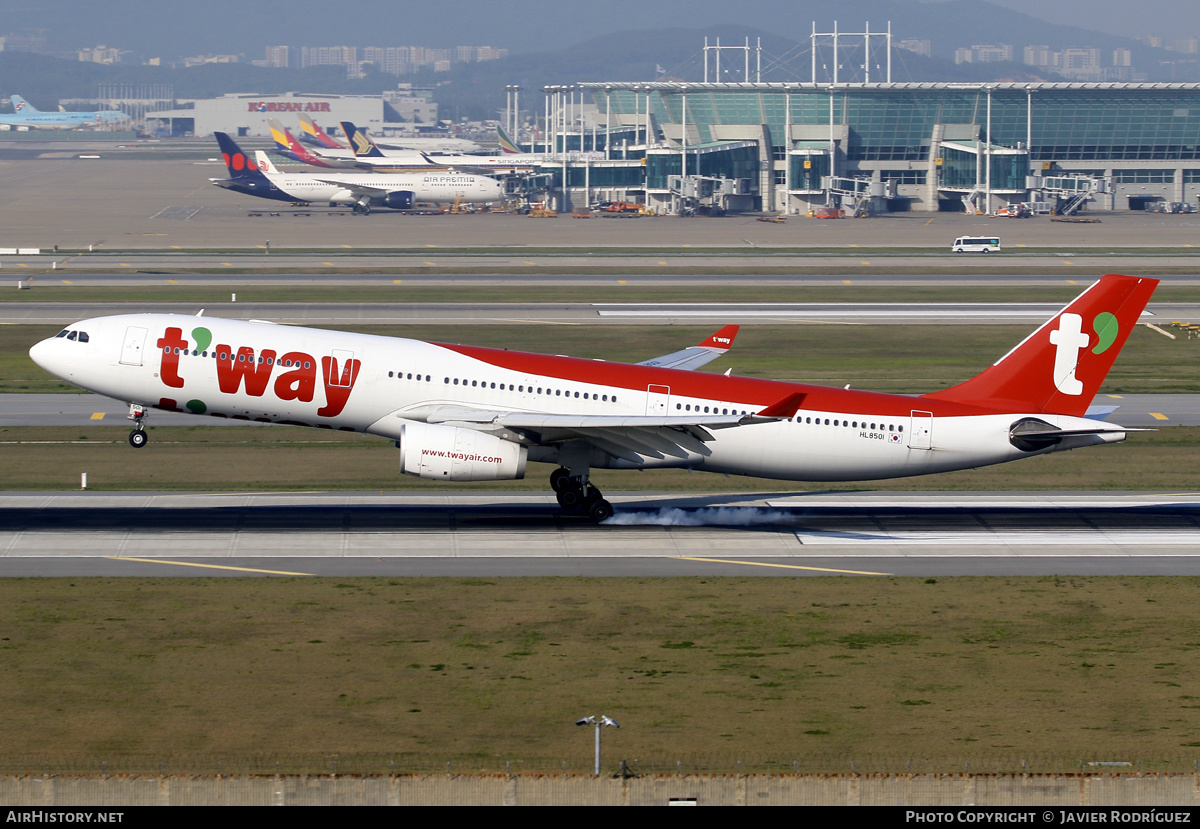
top-left (55, 330), bottom-right (69, 338)
top-left (78, 332), bottom-right (89, 343)
top-left (67, 331), bottom-right (77, 341)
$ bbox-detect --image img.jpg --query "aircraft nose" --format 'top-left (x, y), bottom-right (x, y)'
top-left (29, 335), bottom-right (67, 377)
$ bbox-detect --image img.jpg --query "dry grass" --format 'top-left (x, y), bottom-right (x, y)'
top-left (4, 577), bottom-right (1200, 774)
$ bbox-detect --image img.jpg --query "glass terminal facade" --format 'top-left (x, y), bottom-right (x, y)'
top-left (569, 82), bottom-right (1200, 213)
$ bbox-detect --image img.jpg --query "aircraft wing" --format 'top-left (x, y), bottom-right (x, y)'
top-left (638, 325), bottom-right (739, 370)
top-left (372, 391), bottom-right (806, 464)
top-left (313, 179), bottom-right (394, 199)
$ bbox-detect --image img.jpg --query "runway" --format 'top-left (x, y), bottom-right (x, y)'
top-left (3, 491), bottom-right (1199, 577)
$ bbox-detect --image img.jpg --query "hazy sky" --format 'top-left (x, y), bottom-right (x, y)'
top-left (927, 0), bottom-right (1200, 40)
top-left (1, 0), bottom-right (1198, 56)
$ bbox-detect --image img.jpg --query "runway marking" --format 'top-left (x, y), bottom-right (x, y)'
top-left (423, 261), bottom-right (436, 266)
top-left (61, 280), bottom-right (72, 284)
top-left (221, 262), bottom-right (232, 267)
top-left (168, 279), bottom-right (178, 284)
top-left (524, 261), bottom-right (536, 265)
top-left (1067, 280), bottom-right (1078, 284)
top-left (860, 261), bottom-right (870, 265)
top-left (923, 218), bottom-right (935, 226)
top-left (90, 412), bottom-right (104, 420)
top-left (108, 557), bottom-right (313, 576)
top-left (1151, 412), bottom-right (1169, 420)
top-left (324, 262), bottom-right (335, 266)
top-left (490, 318), bottom-right (581, 325)
top-left (1108, 394), bottom-right (1124, 398)
top-left (794, 530), bottom-right (1200, 547)
top-left (675, 556), bottom-right (891, 575)
top-left (658, 261), bottom-right (667, 265)
top-left (598, 310), bottom-right (1073, 318)
top-left (843, 280), bottom-right (852, 284)
top-left (393, 279), bottom-right (402, 284)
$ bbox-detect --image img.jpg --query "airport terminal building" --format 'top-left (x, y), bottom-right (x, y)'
top-left (551, 81), bottom-right (1200, 215)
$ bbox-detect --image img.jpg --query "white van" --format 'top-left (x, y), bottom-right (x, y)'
top-left (951, 236), bottom-right (1001, 253)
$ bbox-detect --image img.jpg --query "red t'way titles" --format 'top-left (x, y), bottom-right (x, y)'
top-left (157, 328), bottom-right (188, 388)
top-left (211, 344), bottom-right (361, 418)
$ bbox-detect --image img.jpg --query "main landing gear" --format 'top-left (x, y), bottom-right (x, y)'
top-left (127, 403), bottom-right (148, 448)
top-left (550, 467), bottom-right (614, 523)
top-left (351, 202), bottom-right (372, 215)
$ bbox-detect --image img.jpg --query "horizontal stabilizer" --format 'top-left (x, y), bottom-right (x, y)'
top-left (638, 325), bottom-right (739, 371)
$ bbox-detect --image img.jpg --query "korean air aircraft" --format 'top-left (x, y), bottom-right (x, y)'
top-left (28, 275), bottom-right (1158, 523)
top-left (209, 133), bottom-right (501, 213)
top-left (1, 95), bottom-right (128, 130)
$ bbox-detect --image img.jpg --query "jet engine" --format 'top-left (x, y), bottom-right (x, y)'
top-left (398, 421), bottom-right (527, 481)
top-left (382, 191), bottom-right (415, 210)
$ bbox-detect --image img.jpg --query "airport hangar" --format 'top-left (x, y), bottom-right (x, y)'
top-left (145, 91), bottom-right (387, 138)
top-left (524, 81), bottom-right (1200, 216)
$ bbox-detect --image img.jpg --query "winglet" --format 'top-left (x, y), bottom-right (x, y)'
top-left (753, 392), bottom-right (807, 419)
top-left (698, 324), bottom-right (739, 351)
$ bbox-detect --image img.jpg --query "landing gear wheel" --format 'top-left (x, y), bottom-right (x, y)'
top-left (128, 429), bottom-right (148, 448)
top-left (557, 485), bottom-right (584, 510)
top-left (550, 467), bottom-right (571, 492)
top-left (587, 498), bottom-right (614, 523)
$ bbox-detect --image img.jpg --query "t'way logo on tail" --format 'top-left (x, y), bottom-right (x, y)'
top-left (923, 274), bottom-right (1158, 416)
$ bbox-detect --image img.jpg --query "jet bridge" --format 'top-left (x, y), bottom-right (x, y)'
top-left (1028, 175), bottom-right (1110, 215)
top-left (822, 176), bottom-right (896, 217)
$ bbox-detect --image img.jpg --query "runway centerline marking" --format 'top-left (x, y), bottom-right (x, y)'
top-left (108, 557), bottom-right (314, 576)
top-left (674, 556), bottom-right (891, 575)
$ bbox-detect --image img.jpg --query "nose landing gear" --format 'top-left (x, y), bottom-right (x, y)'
top-left (127, 403), bottom-right (148, 448)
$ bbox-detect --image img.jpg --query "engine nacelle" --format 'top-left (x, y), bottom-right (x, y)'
top-left (382, 190), bottom-right (415, 210)
top-left (398, 421), bottom-right (527, 481)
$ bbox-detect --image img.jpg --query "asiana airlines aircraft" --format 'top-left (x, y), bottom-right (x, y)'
top-left (28, 275), bottom-right (1157, 522)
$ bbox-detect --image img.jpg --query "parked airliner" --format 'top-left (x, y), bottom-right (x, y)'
top-left (27, 275), bottom-right (1157, 522)
top-left (209, 133), bottom-right (501, 213)
top-left (1, 95), bottom-right (128, 130)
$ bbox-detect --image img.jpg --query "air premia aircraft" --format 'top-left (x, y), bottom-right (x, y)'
top-left (210, 133), bottom-right (501, 213)
top-left (28, 275), bottom-right (1157, 522)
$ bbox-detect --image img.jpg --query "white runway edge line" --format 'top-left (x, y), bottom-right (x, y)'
top-left (792, 531), bottom-right (1200, 549)
top-left (598, 310), bottom-right (1082, 317)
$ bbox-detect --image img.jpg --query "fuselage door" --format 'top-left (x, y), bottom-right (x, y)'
top-left (646, 384), bottom-right (670, 416)
top-left (119, 326), bottom-right (148, 367)
top-left (327, 349), bottom-right (357, 388)
top-left (908, 410), bottom-right (933, 450)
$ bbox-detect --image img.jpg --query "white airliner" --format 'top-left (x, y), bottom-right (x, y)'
top-left (27, 275), bottom-right (1157, 522)
top-left (209, 133), bottom-right (502, 213)
top-left (0, 94), bottom-right (128, 130)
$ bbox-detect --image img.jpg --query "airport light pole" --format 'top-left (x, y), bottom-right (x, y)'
top-left (575, 715), bottom-right (619, 775)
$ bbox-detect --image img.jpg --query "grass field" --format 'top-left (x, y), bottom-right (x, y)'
top-left (5, 576), bottom-right (1200, 775)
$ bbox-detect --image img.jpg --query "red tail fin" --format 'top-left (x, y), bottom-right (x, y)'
top-left (923, 274), bottom-right (1158, 416)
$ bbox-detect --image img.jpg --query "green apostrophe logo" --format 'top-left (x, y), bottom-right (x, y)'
top-left (1091, 312), bottom-right (1119, 355)
top-left (191, 326), bottom-right (212, 353)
